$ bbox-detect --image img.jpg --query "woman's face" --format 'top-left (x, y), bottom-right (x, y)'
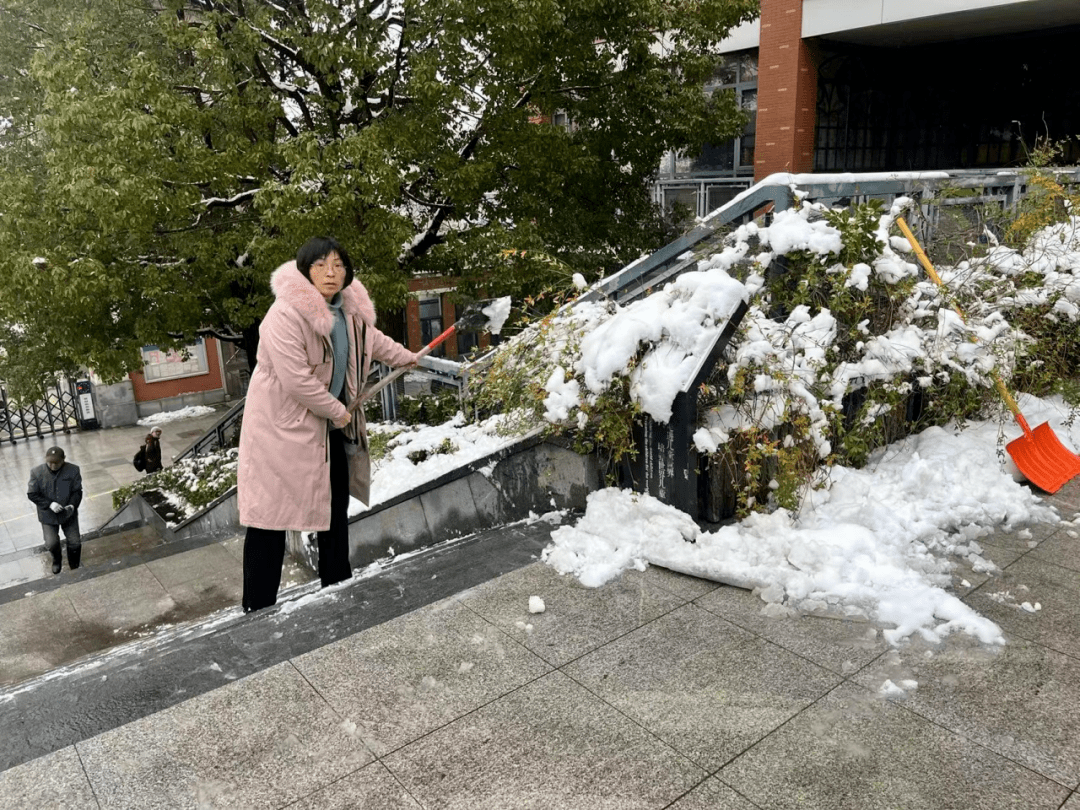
top-left (310, 251), bottom-right (347, 301)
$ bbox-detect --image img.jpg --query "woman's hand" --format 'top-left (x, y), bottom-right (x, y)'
top-left (330, 412), bottom-right (351, 429)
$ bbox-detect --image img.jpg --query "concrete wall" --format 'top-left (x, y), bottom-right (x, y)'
top-left (289, 437), bottom-right (603, 573)
top-left (100, 436), bottom-right (602, 575)
top-left (92, 380), bottom-right (140, 429)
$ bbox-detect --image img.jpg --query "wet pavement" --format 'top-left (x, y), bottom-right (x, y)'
top-left (0, 476), bottom-right (1078, 808)
top-left (0, 407), bottom-right (231, 589)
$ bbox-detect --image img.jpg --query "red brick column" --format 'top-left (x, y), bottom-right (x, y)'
top-left (755, 0), bottom-right (818, 180)
top-left (405, 298), bottom-right (422, 352)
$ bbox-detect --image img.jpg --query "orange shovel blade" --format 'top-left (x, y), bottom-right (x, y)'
top-left (1006, 421), bottom-right (1080, 494)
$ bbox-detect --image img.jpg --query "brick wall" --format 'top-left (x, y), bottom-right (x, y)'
top-left (129, 337), bottom-right (224, 401)
top-left (755, 0), bottom-right (818, 180)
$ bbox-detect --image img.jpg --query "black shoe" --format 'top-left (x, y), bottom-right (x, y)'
top-left (51, 560), bottom-right (62, 575)
top-left (67, 545), bottom-right (81, 571)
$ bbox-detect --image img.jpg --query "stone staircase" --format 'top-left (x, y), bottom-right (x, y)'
top-left (0, 524), bottom-right (316, 689)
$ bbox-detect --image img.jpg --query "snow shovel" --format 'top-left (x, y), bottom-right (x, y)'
top-left (896, 216), bottom-right (1080, 493)
top-left (347, 297), bottom-right (510, 413)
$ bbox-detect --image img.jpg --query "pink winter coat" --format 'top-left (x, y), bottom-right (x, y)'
top-left (237, 261), bottom-right (418, 531)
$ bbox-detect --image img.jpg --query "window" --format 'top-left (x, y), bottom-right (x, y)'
top-left (660, 51), bottom-right (758, 179)
top-left (141, 339), bottom-right (209, 382)
top-left (418, 296), bottom-right (445, 358)
top-left (455, 303), bottom-right (480, 355)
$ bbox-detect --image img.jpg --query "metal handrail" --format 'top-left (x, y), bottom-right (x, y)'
top-left (172, 397), bottom-right (246, 462)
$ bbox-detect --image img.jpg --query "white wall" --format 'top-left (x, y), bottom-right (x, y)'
top-left (803, 0), bottom-right (1045, 38)
top-left (716, 18), bottom-right (761, 54)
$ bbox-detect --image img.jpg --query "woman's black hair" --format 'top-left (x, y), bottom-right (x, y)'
top-left (296, 236), bottom-right (355, 289)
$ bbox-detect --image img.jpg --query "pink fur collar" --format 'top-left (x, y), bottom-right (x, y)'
top-left (269, 260), bottom-right (377, 337)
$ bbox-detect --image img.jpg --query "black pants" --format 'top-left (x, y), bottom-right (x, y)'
top-left (42, 513), bottom-right (81, 570)
top-left (242, 429), bottom-right (353, 612)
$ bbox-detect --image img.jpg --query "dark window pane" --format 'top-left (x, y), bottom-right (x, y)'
top-left (419, 297), bottom-right (441, 319)
top-left (738, 54), bottom-right (758, 82)
top-left (692, 141), bottom-right (735, 173)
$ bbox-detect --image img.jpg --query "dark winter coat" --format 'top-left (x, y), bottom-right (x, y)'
top-left (27, 462), bottom-right (83, 525)
top-left (143, 435), bottom-right (163, 473)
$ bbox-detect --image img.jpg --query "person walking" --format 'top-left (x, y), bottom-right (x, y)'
top-left (27, 446), bottom-right (83, 575)
top-left (142, 427), bottom-right (163, 474)
top-left (237, 237), bottom-right (418, 612)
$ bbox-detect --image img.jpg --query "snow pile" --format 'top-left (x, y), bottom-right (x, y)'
top-left (137, 405), bottom-right (217, 426)
top-left (544, 395), bottom-right (1074, 646)
top-left (533, 249), bottom-right (749, 425)
top-left (351, 413), bottom-right (530, 515)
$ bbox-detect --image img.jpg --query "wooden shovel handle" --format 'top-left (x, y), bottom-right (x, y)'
top-left (896, 216), bottom-right (1026, 425)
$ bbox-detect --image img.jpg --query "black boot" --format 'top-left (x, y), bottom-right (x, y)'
top-left (49, 545), bottom-right (62, 575)
top-left (67, 544), bottom-right (81, 571)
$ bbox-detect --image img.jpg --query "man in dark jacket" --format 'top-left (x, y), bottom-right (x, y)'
top-left (27, 446), bottom-right (83, 574)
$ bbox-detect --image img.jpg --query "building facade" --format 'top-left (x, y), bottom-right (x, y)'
top-left (655, 0), bottom-right (1080, 217)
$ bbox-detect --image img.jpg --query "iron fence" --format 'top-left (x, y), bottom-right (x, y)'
top-left (0, 378), bottom-right (80, 443)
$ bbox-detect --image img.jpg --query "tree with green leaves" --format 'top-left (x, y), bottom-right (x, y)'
top-left (0, 0), bottom-right (756, 398)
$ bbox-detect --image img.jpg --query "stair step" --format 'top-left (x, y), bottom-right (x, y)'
top-left (0, 531), bottom-right (317, 688)
top-left (0, 520), bottom-right (555, 773)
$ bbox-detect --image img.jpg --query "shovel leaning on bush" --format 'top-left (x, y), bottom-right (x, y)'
top-left (896, 216), bottom-right (1080, 493)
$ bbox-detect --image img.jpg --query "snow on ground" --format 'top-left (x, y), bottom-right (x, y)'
top-left (137, 405), bottom-right (217, 426)
top-left (543, 394), bottom-right (1077, 647)
top-left (348, 413), bottom-right (538, 517)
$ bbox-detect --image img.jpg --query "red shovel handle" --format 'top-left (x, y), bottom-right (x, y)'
top-left (346, 324), bottom-right (457, 414)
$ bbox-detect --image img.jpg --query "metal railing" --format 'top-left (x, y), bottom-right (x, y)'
top-left (173, 397), bottom-right (245, 462)
top-left (0, 378), bottom-right (80, 444)
top-left (172, 167), bottom-right (1077, 445)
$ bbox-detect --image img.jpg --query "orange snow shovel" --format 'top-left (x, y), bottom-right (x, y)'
top-left (897, 216), bottom-right (1080, 493)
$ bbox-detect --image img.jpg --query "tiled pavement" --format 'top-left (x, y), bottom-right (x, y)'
top-left (0, 407), bottom-right (230, 587)
top-left (1, 479), bottom-right (1079, 809)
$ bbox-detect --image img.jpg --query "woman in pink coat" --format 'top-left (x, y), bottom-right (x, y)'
top-left (237, 237), bottom-right (418, 612)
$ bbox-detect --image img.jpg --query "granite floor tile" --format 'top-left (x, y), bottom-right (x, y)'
top-left (1028, 528), bottom-right (1080, 574)
top-left (220, 534), bottom-right (244, 563)
top-left (65, 565), bottom-right (177, 634)
top-left (383, 670), bottom-right (706, 810)
top-left (146, 543), bottom-right (238, 590)
top-left (642, 564), bottom-right (722, 601)
top-left (695, 583), bottom-right (888, 676)
top-left (456, 562), bottom-right (686, 667)
top-left (855, 633), bottom-right (1080, 788)
top-left (0, 746), bottom-right (98, 810)
top-left (1062, 791), bottom-right (1080, 810)
top-left (9, 515), bottom-right (43, 552)
top-left (668, 777), bottom-right (761, 810)
top-left (162, 574), bottom-right (243, 618)
top-left (963, 555), bottom-right (1080, 659)
top-left (947, 538), bottom-right (1026, 596)
top-left (718, 682), bottom-right (1069, 810)
top-left (565, 603), bottom-right (840, 771)
top-left (291, 761), bottom-right (423, 809)
top-left (0, 560), bottom-right (23, 589)
top-left (0, 589), bottom-right (92, 686)
top-left (76, 661), bottom-right (373, 810)
top-left (293, 596), bottom-right (551, 756)
top-left (977, 520), bottom-right (1063, 553)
